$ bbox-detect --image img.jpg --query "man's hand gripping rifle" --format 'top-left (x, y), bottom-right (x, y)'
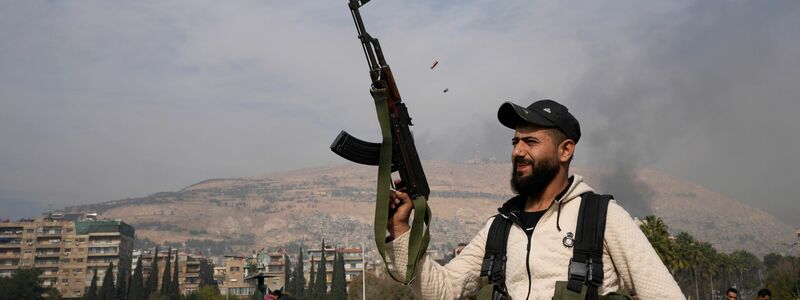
top-left (329, 0), bottom-right (431, 284)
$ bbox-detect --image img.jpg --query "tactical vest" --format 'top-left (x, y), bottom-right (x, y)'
top-left (479, 192), bottom-right (632, 300)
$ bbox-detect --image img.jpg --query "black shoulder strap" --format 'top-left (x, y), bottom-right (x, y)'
top-left (567, 192), bottom-right (612, 300)
top-left (480, 214), bottom-right (513, 296)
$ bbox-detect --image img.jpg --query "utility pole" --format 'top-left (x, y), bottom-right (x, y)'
top-left (362, 244), bottom-right (366, 300)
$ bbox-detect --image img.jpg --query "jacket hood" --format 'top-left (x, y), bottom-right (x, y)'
top-left (498, 174), bottom-right (594, 232)
top-left (498, 174), bottom-right (594, 215)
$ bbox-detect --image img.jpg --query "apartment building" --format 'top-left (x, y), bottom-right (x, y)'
top-left (0, 213), bottom-right (134, 299)
top-left (132, 248), bottom-right (209, 295)
top-left (216, 256), bottom-right (254, 297)
top-left (264, 251), bottom-right (287, 292)
top-left (306, 246), bottom-right (364, 290)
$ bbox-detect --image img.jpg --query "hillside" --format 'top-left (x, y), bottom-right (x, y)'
top-left (64, 161), bottom-right (796, 257)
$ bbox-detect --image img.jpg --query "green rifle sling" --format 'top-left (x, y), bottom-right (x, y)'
top-left (371, 88), bottom-right (432, 284)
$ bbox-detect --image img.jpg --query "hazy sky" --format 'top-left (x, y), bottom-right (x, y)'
top-left (1, 1), bottom-right (798, 227)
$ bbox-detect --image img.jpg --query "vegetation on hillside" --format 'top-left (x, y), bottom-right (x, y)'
top-left (640, 215), bottom-right (799, 299)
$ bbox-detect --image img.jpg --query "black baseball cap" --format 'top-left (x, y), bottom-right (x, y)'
top-left (497, 99), bottom-right (581, 143)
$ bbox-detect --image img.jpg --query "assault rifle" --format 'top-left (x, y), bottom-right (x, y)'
top-left (329, 0), bottom-right (431, 284)
top-left (330, 0), bottom-right (429, 200)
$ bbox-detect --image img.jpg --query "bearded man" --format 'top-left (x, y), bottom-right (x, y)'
top-left (385, 99), bottom-right (684, 299)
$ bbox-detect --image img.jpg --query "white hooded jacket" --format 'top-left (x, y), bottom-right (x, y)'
top-left (385, 174), bottom-right (685, 300)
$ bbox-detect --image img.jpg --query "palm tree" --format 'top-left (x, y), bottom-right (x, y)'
top-left (674, 232), bottom-right (697, 297)
top-left (697, 242), bottom-right (719, 300)
top-left (716, 253), bottom-right (735, 289)
top-left (639, 215), bottom-right (677, 272)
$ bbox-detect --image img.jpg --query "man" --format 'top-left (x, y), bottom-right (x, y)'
top-left (385, 99), bottom-right (684, 299)
top-left (726, 287), bottom-right (738, 300)
top-left (756, 288), bottom-right (771, 300)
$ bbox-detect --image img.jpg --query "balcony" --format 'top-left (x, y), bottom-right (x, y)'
top-left (35, 239), bottom-right (62, 245)
top-left (0, 252), bottom-right (20, 258)
top-left (35, 252), bottom-right (61, 258)
top-left (0, 260), bottom-right (20, 269)
top-left (87, 246), bottom-right (118, 256)
top-left (0, 238), bottom-right (22, 248)
top-left (88, 232), bottom-right (120, 238)
top-left (34, 260), bottom-right (60, 266)
top-left (87, 251), bottom-right (118, 257)
top-left (87, 260), bottom-right (117, 267)
top-left (36, 232), bottom-right (63, 237)
top-left (0, 232), bottom-right (23, 237)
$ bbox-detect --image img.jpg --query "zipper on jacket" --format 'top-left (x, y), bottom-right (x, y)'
top-left (509, 211), bottom-right (534, 300)
top-left (510, 199), bottom-right (560, 300)
top-left (524, 230), bottom-right (533, 300)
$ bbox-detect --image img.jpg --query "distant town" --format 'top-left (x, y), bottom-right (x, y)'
top-left (0, 211), bottom-right (468, 300)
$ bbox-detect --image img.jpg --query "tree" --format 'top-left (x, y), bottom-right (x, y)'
top-left (308, 257), bottom-right (316, 298)
top-left (161, 248), bottom-right (172, 296)
top-left (639, 215), bottom-right (676, 272)
top-left (672, 232), bottom-right (696, 297)
top-left (312, 240), bottom-right (328, 299)
top-left (116, 260), bottom-right (128, 300)
top-left (283, 253), bottom-right (292, 293)
top-left (99, 262), bottom-right (117, 300)
top-left (696, 241), bottom-right (719, 300)
top-left (85, 269), bottom-right (99, 300)
top-left (145, 247), bottom-right (160, 299)
top-left (130, 255), bottom-right (145, 300)
top-left (764, 253), bottom-right (783, 271)
top-left (198, 259), bottom-right (216, 288)
top-left (46, 287), bottom-right (63, 300)
top-left (765, 256), bottom-right (800, 299)
top-left (331, 251), bottom-right (347, 300)
top-left (187, 285), bottom-right (224, 300)
top-left (171, 252), bottom-right (180, 300)
top-left (729, 250), bottom-right (761, 291)
top-left (347, 272), bottom-right (418, 300)
top-left (0, 267), bottom-right (46, 300)
top-left (250, 289), bottom-right (264, 300)
top-left (290, 247), bottom-right (306, 298)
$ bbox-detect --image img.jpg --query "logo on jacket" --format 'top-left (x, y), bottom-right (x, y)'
top-left (563, 232), bottom-right (575, 248)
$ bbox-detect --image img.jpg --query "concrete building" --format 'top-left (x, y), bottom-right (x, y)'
top-left (306, 245), bottom-right (364, 290)
top-left (0, 213), bottom-right (134, 299)
top-left (264, 251), bottom-right (287, 292)
top-left (216, 256), bottom-right (254, 297)
top-left (131, 248), bottom-right (209, 295)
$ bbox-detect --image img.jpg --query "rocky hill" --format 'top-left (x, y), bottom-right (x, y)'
top-left (63, 161), bottom-right (796, 257)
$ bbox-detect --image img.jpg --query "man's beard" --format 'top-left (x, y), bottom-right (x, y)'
top-left (510, 156), bottom-right (560, 197)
